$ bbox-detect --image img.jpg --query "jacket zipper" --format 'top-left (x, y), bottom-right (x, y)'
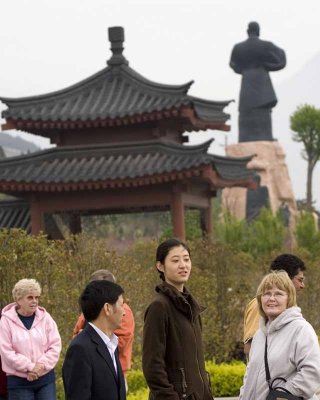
top-left (179, 368), bottom-right (188, 399)
top-left (193, 323), bottom-right (205, 399)
top-left (183, 297), bottom-right (206, 399)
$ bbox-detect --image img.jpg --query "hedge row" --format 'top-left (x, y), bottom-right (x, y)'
top-left (0, 229), bottom-right (319, 399)
top-left (126, 360), bottom-right (246, 399)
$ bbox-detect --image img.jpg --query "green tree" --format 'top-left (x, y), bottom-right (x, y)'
top-left (246, 208), bottom-right (286, 256)
top-left (290, 104), bottom-right (320, 210)
top-left (295, 211), bottom-right (320, 254)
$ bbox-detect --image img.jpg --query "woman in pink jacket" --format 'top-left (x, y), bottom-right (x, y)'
top-left (0, 279), bottom-right (61, 400)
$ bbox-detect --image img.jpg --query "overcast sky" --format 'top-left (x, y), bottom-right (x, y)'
top-left (1, 0), bottom-right (320, 206)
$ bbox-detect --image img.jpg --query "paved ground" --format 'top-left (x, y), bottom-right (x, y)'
top-left (216, 398), bottom-right (238, 400)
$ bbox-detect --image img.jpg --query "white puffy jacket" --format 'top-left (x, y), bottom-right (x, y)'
top-left (240, 307), bottom-right (320, 400)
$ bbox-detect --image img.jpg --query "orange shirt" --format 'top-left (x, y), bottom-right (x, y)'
top-left (73, 303), bottom-right (135, 375)
top-left (243, 297), bottom-right (260, 344)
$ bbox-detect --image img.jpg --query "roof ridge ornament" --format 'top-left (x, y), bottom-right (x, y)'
top-left (107, 26), bottom-right (129, 67)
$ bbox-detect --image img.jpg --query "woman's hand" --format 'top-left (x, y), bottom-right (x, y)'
top-left (27, 362), bottom-right (44, 381)
top-left (33, 362), bottom-right (44, 374)
top-left (27, 371), bottom-right (38, 381)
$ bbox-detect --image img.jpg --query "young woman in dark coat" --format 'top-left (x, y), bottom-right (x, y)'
top-left (142, 239), bottom-right (213, 400)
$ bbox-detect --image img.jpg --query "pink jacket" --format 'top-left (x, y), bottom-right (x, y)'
top-left (0, 303), bottom-right (61, 378)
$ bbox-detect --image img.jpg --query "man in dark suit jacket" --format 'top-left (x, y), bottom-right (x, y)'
top-left (62, 280), bottom-right (126, 400)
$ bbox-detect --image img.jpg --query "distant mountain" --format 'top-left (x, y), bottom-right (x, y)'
top-left (273, 51), bottom-right (320, 207)
top-left (0, 131), bottom-right (40, 157)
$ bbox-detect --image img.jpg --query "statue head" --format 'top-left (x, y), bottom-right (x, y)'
top-left (247, 21), bottom-right (260, 37)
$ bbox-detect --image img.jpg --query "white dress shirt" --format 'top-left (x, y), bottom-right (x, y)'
top-left (89, 322), bottom-right (119, 374)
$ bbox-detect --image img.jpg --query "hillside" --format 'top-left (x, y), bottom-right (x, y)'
top-left (0, 131), bottom-right (40, 157)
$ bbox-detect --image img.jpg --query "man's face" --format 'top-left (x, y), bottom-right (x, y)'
top-left (108, 294), bottom-right (125, 330)
top-left (291, 270), bottom-right (305, 292)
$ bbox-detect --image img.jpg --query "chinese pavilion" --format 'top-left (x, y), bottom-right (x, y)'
top-left (0, 27), bottom-right (255, 239)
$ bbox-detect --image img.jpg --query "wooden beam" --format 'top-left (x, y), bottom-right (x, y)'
top-left (30, 198), bottom-right (44, 235)
top-left (200, 203), bottom-right (213, 239)
top-left (24, 188), bottom-right (173, 214)
top-left (1, 121), bottom-right (16, 130)
top-left (69, 213), bottom-right (82, 235)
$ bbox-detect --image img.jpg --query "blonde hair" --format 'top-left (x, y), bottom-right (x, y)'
top-left (256, 270), bottom-right (296, 319)
top-left (12, 279), bottom-right (41, 302)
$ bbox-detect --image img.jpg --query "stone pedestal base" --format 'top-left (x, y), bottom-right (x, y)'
top-left (222, 141), bottom-right (297, 225)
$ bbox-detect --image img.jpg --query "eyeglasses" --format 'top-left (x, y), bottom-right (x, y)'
top-left (262, 291), bottom-right (288, 299)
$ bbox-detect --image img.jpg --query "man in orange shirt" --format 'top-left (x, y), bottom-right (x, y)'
top-left (73, 270), bottom-right (135, 382)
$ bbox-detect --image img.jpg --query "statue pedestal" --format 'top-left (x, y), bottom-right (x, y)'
top-left (222, 141), bottom-right (297, 225)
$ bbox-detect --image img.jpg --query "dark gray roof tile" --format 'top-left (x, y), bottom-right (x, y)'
top-left (1, 65), bottom-right (230, 129)
top-left (0, 199), bottom-right (31, 232)
top-left (0, 140), bottom-right (255, 189)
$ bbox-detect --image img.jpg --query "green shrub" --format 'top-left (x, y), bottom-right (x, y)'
top-left (215, 208), bottom-right (287, 257)
top-left (127, 388), bottom-right (149, 400)
top-left (127, 369), bottom-right (147, 393)
top-left (0, 228), bottom-right (319, 398)
top-left (127, 361), bottom-right (246, 398)
top-left (207, 360), bottom-right (246, 397)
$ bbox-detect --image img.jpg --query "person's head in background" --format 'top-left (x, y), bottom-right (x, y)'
top-left (270, 254), bottom-right (306, 292)
top-left (89, 269), bottom-right (116, 283)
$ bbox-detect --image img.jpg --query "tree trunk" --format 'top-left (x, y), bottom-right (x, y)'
top-left (306, 160), bottom-right (314, 210)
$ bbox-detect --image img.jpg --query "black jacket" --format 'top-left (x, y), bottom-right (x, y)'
top-left (142, 282), bottom-right (213, 400)
top-left (62, 323), bottom-right (126, 400)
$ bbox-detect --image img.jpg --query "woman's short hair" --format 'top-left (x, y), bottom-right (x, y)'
top-left (12, 279), bottom-right (41, 302)
top-left (256, 270), bottom-right (296, 319)
top-left (89, 269), bottom-right (116, 283)
top-left (156, 238), bottom-right (191, 281)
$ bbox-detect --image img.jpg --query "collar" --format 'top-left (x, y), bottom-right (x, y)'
top-left (156, 281), bottom-right (206, 319)
top-left (88, 322), bottom-right (118, 351)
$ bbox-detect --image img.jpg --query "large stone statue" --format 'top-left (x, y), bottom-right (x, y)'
top-left (230, 22), bottom-right (286, 142)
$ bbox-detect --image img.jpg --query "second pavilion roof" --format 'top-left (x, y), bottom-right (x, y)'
top-left (0, 140), bottom-right (255, 192)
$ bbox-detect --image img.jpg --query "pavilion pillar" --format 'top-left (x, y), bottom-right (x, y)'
top-left (69, 213), bottom-right (82, 235)
top-left (30, 198), bottom-right (44, 235)
top-left (171, 187), bottom-right (185, 240)
top-left (200, 202), bottom-right (213, 239)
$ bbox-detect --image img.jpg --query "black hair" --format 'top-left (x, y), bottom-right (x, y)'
top-left (270, 254), bottom-right (306, 279)
top-left (155, 238), bottom-right (191, 281)
top-left (79, 280), bottom-right (124, 322)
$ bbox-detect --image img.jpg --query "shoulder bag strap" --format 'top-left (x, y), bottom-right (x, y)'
top-left (264, 337), bottom-right (272, 388)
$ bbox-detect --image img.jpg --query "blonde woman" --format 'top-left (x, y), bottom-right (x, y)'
top-left (0, 279), bottom-right (61, 400)
top-left (240, 271), bottom-right (320, 400)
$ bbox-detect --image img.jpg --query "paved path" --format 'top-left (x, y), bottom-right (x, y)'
top-left (216, 398), bottom-right (238, 400)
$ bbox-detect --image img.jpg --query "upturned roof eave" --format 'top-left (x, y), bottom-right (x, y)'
top-left (0, 165), bottom-right (255, 193)
top-left (2, 104), bottom-right (230, 134)
top-left (0, 65), bottom-right (194, 107)
top-left (0, 139), bottom-right (255, 188)
top-left (0, 139), bottom-right (213, 167)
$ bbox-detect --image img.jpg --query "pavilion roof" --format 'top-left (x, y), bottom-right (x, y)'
top-left (0, 27), bottom-right (231, 134)
top-left (0, 199), bottom-right (30, 231)
top-left (0, 140), bottom-right (255, 192)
